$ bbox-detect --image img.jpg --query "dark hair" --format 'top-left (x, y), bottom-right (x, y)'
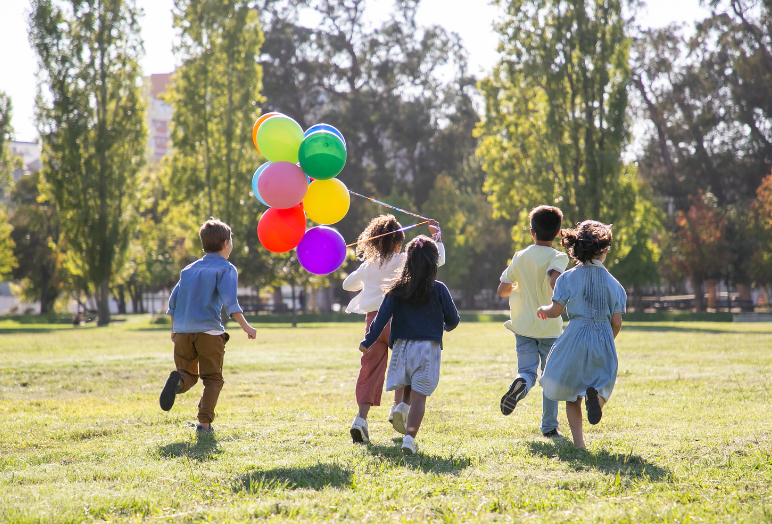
top-left (199, 218), bottom-right (232, 253)
top-left (560, 220), bottom-right (612, 264)
top-left (387, 235), bottom-right (439, 304)
top-left (530, 206), bottom-right (564, 241)
top-left (356, 214), bottom-right (405, 264)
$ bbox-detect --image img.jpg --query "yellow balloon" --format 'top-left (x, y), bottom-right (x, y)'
top-left (303, 179), bottom-right (350, 225)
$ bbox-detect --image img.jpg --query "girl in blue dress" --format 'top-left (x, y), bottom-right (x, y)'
top-left (536, 221), bottom-right (626, 450)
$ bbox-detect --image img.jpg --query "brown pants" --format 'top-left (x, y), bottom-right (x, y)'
top-left (173, 332), bottom-right (229, 424)
top-left (356, 312), bottom-right (391, 406)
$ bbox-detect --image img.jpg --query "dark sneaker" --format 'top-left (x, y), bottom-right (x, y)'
top-left (196, 424), bottom-right (214, 434)
top-left (542, 429), bottom-right (563, 438)
top-left (586, 387), bottom-right (602, 425)
top-left (159, 371), bottom-right (181, 411)
top-left (500, 377), bottom-right (527, 415)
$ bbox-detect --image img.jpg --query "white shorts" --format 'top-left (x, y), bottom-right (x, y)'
top-left (385, 339), bottom-right (442, 396)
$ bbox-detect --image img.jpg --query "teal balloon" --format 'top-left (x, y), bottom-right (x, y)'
top-left (251, 163), bottom-right (270, 206)
top-left (298, 131), bottom-right (347, 180)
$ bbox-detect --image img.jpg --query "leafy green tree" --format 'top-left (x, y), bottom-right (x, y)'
top-left (8, 172), bottom-right (65, 313)
top-left (477, 0), bottom-right (655, 280)
top-left (29, 0), bottom-right (146, 324)
top-left (0, 92), bottom-right (19, 278)
top-left (165, 0), bottom-right (268, 291)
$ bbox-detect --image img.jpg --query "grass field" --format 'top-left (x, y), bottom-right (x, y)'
top-left (0, 316), bottom-right (770, 523)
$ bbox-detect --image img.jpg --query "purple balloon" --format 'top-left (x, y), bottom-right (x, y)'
top-left (297, 226), bottom-right (346, 275)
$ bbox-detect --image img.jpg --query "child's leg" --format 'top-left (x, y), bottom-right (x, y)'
top-left (173, 334), bottom-right (200, 393)
top-left (401, 385), bottom-right (412, 404)
top-left (405, 391), bottom-right (426, 438)
top-left (537, 338), bottom-right (559, 434)
top-left (194, 333), bottom-right (227, 428)
top-left (565, 399), bottom-right (585, 449)
top-left (355, 315), bottom-right (391, 419)
top-left (514, 335), bottom-right (540, 393)
top-left (394, 387), bottom-right (406, 406)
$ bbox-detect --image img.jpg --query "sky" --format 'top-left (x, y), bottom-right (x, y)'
top-left (0, 0), bottom-right (710, 143)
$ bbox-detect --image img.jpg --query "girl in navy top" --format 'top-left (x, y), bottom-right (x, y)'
top-left (360, 235), bottom-right (460, 455)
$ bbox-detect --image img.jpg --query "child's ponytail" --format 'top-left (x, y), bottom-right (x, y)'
top-left (560, 221), bottom-right (613, 264)
top-left (387, 235), bottom-right (439, 304)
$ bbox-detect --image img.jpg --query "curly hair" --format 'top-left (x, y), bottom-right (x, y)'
top-left (355, 214), bottom-right (405, 265)
top-left (387, 235), bottom-right (439, 304)
top-left (560, 220), bottom-right (613, 264)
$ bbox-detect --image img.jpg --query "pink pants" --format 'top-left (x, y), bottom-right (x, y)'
top-left (355, 312), bottom-right (391, 406)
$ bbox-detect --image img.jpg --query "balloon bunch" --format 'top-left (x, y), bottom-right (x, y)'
top-left (251, 112), bottom-right (351, 275)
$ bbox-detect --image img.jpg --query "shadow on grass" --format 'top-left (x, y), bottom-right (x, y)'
top-left (622, 325), bottom-right (771, 335)
top-left (0, 328), bottom-right (60, 334)
top-left (156, 436), bottom-right (223, 462)
top-left (527, 439), bottom-right (670, 480)
top-left (234, 463), bottom-right (354, 492)
top-left (365, 439), bottom-right (472, 474)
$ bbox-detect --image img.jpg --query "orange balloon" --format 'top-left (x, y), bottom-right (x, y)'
top-left (257, 204), bottom-right (306, 253)
top-left (251, 111), bottom-right (282, 154)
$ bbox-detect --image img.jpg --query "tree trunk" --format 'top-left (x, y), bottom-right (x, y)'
top-left (39, 265), bottom-right (51, 315)
top-left (736, 283), bottom-right (753, 312)
top-left (692, 275), bottom-right (705, 312)
top-left (706, 279), bottom-right (717, 309)
top-left (116, 284), bottom-right (126, 314)
top-left (291, 283), bottom-right (297, 328)
top-left (272, 287), bottom-right (284, 313)
top-left (97, 278), bottom-right (111, 325)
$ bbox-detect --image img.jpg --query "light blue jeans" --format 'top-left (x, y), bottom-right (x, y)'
top-left (515, 334), bottom-right (559, 434)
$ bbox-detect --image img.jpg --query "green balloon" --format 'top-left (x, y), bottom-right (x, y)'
top-left (256, 116), bottom-right (304, 163)
top-left (298, 131), bottom-right (347, 180)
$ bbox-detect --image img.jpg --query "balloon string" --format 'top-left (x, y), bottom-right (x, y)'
top-left (347, 190), bottom-right (432, 221)
top-left (346, 221), bottom-right (430, 248)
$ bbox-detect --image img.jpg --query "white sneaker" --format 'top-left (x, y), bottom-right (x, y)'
top-left (391, 402), bottom-right (409, 435)
top-left (389, 403), bottom-right (396, 423)
top-left (350, 415), bottom-right (369, 444)
top-left (401, 435), bottom-right (418, 456)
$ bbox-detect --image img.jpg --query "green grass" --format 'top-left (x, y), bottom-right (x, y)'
top-left (0, 316), bottom-right (770, 523)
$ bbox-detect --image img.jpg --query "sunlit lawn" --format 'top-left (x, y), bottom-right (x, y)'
top-left (0, 316), bottom-right (770, 523)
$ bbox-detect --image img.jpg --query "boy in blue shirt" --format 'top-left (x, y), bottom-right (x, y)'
top-left (159, 219), bottom-right (256, 433)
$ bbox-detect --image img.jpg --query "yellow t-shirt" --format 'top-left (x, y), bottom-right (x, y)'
top-left (500, 244), bottom-right (569, 338)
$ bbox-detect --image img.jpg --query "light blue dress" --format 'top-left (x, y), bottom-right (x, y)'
top-left (539, 259), bottom-right (626, 402)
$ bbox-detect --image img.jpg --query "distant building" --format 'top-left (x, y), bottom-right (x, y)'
top-left (143, 73), bottom-right (174, 163)
top-left (9, 141), bottom-right (41, 182)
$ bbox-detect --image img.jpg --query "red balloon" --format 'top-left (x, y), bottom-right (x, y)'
top-left (257, 204), bottom-right (306, 253)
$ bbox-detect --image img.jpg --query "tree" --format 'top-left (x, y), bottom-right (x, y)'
top-left (0, 92), bottom-right (19, 278)
top-left (750, 171), bottom-right (772, 303)
top-left (165, 0), bottom-right (267, 289)
top-left (8, 172), bottom-right (64, 313)
top-left (477, 0), bottom-right (656, 280)
top-left (670, 191), bottom-right (729, 311)
top-left (29, 0), bottom-right (146, 324)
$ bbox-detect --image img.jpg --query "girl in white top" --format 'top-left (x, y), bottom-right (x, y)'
top-left (344, 214), bottom-right (445, 444)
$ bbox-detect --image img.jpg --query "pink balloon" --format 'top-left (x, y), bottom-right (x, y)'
top-left (257, 161), bottom-right (309, 209)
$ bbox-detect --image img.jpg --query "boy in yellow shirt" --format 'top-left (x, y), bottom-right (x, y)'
top-left (497, 206), bottom-right (568, 437)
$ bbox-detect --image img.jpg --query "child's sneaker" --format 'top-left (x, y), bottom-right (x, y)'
top-left (500, 377), bottom-right (527, 415)
top-left (391, 402), bottom-right (409, 435)
top-left (350, 415), bottom-right (369, 444)
top-left (389, 403), bottom-right (396, 424)
top-left (542, 429), bottom-right (563, 438)
top-left (401, 435), bottom-right (418, 456)
top-left (196, 424), bottom-right (214, 434)
top-left (159, 371), bottom-right (181, 411)
top-left (586, 387), bottom-right (602, 425)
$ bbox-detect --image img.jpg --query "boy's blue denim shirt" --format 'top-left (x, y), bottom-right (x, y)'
top-left (166, 253), bottom-right (243, 333)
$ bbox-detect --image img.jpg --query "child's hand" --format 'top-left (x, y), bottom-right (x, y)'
top-left (244, 325), bottom-right (257, 340)
top-left (428, 220), bottom-right (441, 240)
top-left (536, 306), bottom-right (548, 320)
top-left (359, 344), bottom-right (369, 354)
top-left (171, 331), bottom-right (176, 343)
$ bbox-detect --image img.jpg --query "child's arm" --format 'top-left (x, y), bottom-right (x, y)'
top-left (232, 312), bottom-right (257, 339)
top-left (537, 301), bottom-right (564, 319)
top-left (170, 316), bottom-right (175, 342)
top-left (359, 295), bottom-right (395, 353)
top-left (440, 283), bottom-right (460, 332)
top-left (497, 282), bottom-right (513, 297)
top-left (167, 283), bottom-right (179, 342)
top-left (549, 270), bottom-right (561, 290)
top-left (342, 262), bottom-right (367, 292)
top-left (611, 313), bottom-right (622, 339)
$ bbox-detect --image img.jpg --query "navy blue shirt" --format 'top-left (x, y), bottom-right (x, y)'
top-left (361, 281), bottom-right (460, 349)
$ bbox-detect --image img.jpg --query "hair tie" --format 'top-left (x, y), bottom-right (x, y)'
top-left (415, 239), bottom-right (424, 248)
